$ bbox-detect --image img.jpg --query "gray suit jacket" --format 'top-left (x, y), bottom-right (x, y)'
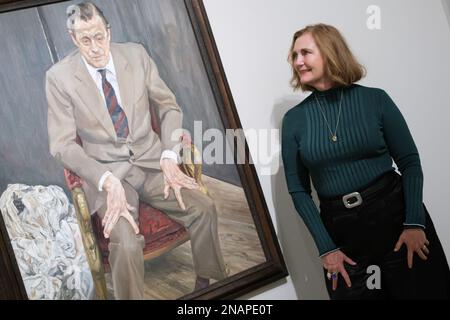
top-left (46, 42), bottom-right (183, 213)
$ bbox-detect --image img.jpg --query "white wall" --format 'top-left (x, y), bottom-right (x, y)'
top-left (204, 0), bottom-right (450, 299)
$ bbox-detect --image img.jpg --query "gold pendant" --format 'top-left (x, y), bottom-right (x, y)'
top-left (331, 135), bottom-right (338, 142)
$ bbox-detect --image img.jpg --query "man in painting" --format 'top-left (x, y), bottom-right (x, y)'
top-left (45, 1), bottom-right (228, 299)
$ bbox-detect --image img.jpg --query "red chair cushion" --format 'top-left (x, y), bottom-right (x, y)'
top-left (64, 169), bottom-right (82, 189)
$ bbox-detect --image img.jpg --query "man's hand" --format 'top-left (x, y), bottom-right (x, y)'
top-left (102, 174), bottom-right (139, 239)
top-left (321, 250), bottom-right (357, 291)
top-left (160, 158), bottom-right (199, 210)
top-left (394, 228), bottom-right (429, 269)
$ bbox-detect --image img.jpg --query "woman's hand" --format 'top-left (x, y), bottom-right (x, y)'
top-left (394, 228), bottom-right (429, 269)
top-left (321, 250), bottom-right (357, 291)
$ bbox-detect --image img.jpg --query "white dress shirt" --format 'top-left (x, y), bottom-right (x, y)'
top-left (83, 53), bottom-right (123, 109)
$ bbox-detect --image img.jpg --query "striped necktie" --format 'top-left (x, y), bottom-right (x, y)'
top-left (98, 69), bottom-right (129, 138)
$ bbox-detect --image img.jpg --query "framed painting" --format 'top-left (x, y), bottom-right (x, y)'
top-left (0, 0), bottom-right (287, 300)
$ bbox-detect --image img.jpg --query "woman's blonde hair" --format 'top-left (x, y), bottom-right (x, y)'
top-left (288, 23), bottom-right (366, 91)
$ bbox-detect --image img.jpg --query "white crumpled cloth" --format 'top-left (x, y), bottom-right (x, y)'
top-left (0, 184), bottom-right (94, 300)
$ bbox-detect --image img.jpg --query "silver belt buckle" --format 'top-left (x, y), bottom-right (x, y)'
top-left (342, 192), bottom-right (363, 209)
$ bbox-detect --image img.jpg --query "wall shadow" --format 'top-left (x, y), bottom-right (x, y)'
top-left (270, 94), bottom-right (329, 300)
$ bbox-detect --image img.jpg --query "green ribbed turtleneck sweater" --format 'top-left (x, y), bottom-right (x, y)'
top-left (281, 84), bottom-right (425, 256)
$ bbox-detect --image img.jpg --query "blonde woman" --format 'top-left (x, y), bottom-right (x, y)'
top-left (282, 23), bottom-right (450, 299)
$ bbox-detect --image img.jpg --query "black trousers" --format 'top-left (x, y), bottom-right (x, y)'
top-left (319, 171), bottom-right (450, 300)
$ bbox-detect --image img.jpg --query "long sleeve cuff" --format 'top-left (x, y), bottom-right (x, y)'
top-left (98, 171), bottom-right (113, 192)
top-left (403, 223), bottom-right (426, 230)
top-left (402, 174), bottom-right (426, 227)
top-left (161, 149), bottom-right (180, 164)
top-left (319, 247), bottom-right (342, 258)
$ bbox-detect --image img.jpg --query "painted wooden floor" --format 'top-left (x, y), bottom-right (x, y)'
top-left (105, 175), bottom-right (266, 299)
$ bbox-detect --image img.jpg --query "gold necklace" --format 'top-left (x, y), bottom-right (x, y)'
top-left (314, 89), bottom-right (343, 143)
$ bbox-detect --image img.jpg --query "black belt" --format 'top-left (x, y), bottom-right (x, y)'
top-left (319, 171), bottom-right (398, 211)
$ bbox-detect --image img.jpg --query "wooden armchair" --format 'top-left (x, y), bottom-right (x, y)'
top-left (64, 105), bottom-right (208, 300)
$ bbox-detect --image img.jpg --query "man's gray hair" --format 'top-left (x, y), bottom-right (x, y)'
top-left (66, 1), bottom-right (110, 31)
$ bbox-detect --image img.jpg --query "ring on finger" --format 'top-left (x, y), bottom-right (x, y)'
top-left (327, 271), bottom-right (338, 280)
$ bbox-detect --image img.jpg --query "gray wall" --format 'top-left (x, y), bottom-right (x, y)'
top-left (0, 8), bottom-right (62, 192)
top-left (0, 0), bottom-right (241, 199)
